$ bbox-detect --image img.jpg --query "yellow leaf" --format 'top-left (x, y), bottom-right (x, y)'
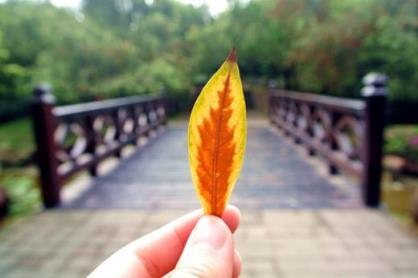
top-left (188, 48), bottom-right (246, 216)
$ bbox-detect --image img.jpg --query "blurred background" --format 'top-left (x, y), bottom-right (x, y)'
top-left (0, 0), bottom-right (418, 277)
top-left (1, 0), bottom-right (417, 226)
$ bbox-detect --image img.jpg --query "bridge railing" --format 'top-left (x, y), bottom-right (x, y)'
top-left (269, 73), bottom-right (388, 207)
top-left (31, 85), bottom-right (167, 208)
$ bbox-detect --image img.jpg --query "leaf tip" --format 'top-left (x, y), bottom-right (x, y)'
top-left (227, 48), bottom-right (237, 63)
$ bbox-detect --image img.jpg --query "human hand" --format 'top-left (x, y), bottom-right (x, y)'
top-left (88, 205), bottom-right (241, 278)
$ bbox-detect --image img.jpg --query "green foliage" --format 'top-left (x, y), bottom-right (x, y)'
top-left (187, 0), bottom-right (418, 99)
top-left (385, 125), bottom-right (418, 163)
top-left (0, 0), bottom-right (208, 116)
top-left (0, 0), bottom-right (418, 119)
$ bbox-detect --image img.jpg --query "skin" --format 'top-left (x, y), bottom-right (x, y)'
top-left (88, 205), bottom-right (241, 278)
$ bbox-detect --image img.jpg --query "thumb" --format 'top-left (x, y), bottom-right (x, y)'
top-left (170, 216), bottom-right (235, 278)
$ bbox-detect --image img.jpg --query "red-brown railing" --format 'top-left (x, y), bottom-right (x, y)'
top-left (31, 85), bottom-right (167, 208)
top-left (269, 73), bottom-right (388, 207)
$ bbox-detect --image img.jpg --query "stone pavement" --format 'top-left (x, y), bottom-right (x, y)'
top-left (0, 209), bottom-right (417, 277)
top-left (64, 125), bottom-right (361, 209)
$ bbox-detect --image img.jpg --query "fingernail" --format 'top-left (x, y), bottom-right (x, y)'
top-left (190, 216), bottom-right (227, 250)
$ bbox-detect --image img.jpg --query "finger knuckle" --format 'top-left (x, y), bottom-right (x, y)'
top-left (170, 264), bottom-right (213, 278)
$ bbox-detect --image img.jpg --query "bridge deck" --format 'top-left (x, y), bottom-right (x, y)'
top-left (64, 124), bottom-right (362, 209)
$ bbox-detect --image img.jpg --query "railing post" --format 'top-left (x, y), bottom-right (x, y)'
top-left (132, 105), bottom-right (141, 145)
top-left (268, 81), bottom-right (277, 124)
top-left (160, 98), bottom-right (168, 126)
top-left (306, 106), bottom-right (316, 156)
top-left (361, 73), bottom-right (388, 207)
top-left (113, 110), bottom-right (123, 158)
top-left (328, 112), bottom-right (339, 175)
top-left (158, 87), bottom-right (168, 127)
top-left (85, 116), bottom-right (98, 177)
top-left (31, 84), bottom-right (60, 208)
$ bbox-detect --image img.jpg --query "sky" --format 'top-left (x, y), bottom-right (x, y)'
top-left (48, 0), bottom-right (229, 16)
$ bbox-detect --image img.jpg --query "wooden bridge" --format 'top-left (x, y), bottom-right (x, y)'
top-left (62, 122), bottom-right (362, 210)
top-left (0, 74), bottom-right (417, 277)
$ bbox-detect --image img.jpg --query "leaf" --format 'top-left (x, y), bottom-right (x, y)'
top-left (188, 48), bottom-right (246, 216)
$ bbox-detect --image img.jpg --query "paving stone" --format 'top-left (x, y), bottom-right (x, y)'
top-left (0, 209), bottom-right (417, 277)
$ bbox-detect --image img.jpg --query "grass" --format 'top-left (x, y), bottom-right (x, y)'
top-left (0, 167), bottom-right (40, 217)
top-left (0, 118), bottom-right (40, 222)
top-left (383, 173), bottom-right (417, 215)
top-left (0, 118), bottom-right (34, 163)
top-left (382, 172), bottom-right (418, 234)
